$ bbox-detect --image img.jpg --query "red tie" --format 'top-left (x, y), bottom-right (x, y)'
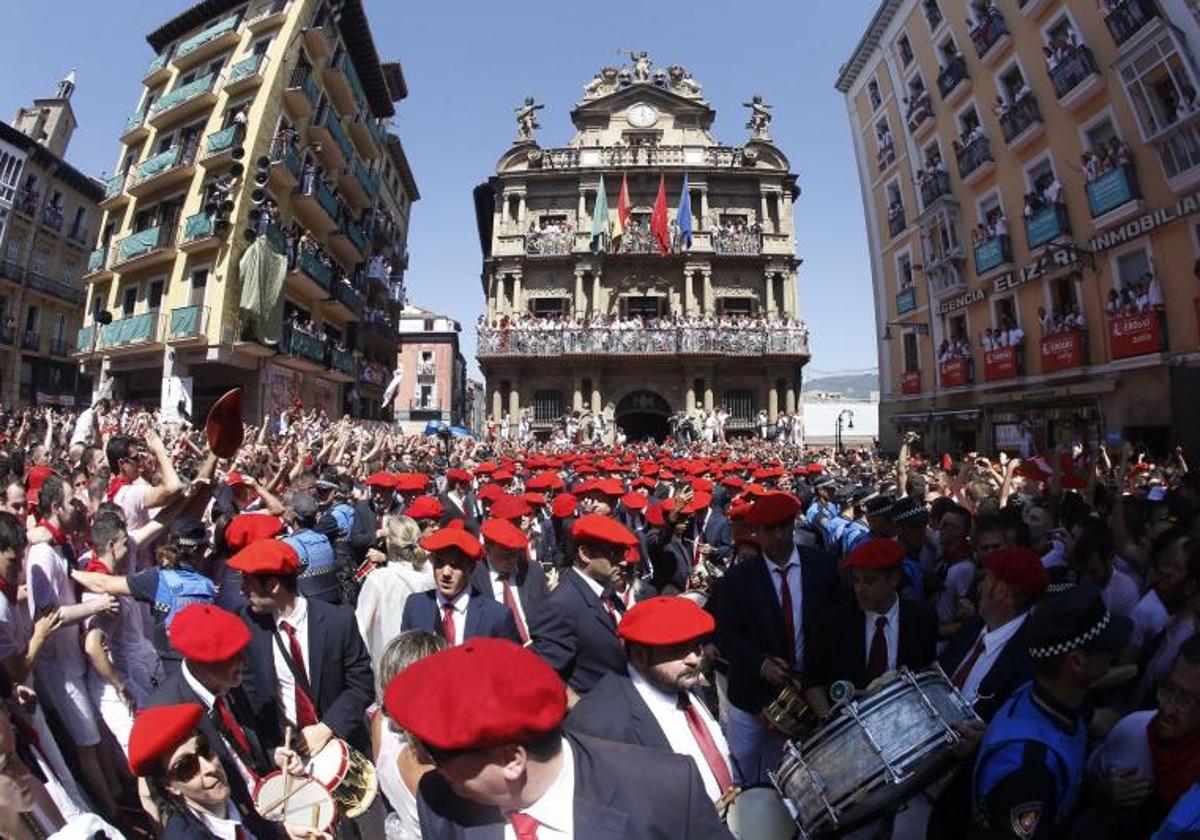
top-left (508, 812), bottom-right (540, 840)
top-left (678, 694), bottom-right (734, 794)
top-left (279, 621), bottom-right (319, 728)
top-left (442, 602), bottom-right (457, 646)
top-left (775, 567), bottom-right (795, 666)
top-left (952, 634), bottom-right (987, 690)
top-left (499, 574), bottom-right (529, 643)
top-left (867, 615), bottom-right (889, 680)
top-left (214, 696), bottom-right (253, 764)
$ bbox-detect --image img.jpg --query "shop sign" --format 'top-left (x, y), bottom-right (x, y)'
top-left (934, 288), bottom-right (984, 315)
top-left (901, 370), bottom-right (921, 394)
top-left (1090, 188), bottom-right (1200, 252)
top-left (939, 358), bottom-right (970, 387)
top-left (1108, 311), bottom-right (1163, 360)
top-left (993, 243), bottom-right (1088, 294)
top-left (984, 346), bottom-right (1020, 380)
top-left (1040, 331), bottom-right (1086, 373)
top-left (896, 287), bottom-right (918, 315)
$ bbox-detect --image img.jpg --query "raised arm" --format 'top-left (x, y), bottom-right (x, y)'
top-left (141, 429), bottom-right (184, 510)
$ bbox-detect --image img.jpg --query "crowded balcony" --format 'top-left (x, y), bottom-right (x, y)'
top-left (713, 222), bottom-right (763, 255)
top-left (168, 305), bottom-right (209, 341)
top-left (25, 271), bottom-right (85, 306)
top-left (172, 13), bottom-right (241, 71)
top-left (524, 224), bottom-right (573, 257)
top-left (1105, 276), bottom-right (1165, 359)
top-left (148, 73), bottom-right (218, 128)
top-left (937, 56), bottom-right (969, 103)
top-left (417, 359), bottom-right (436, 377)
top-left (363, 309), bottom-right (397, 343)
top-left (616, 220), bottom-right (658, 254)
top-left (477, 315), bottom-right (810, 359)
top-left (888, 202), bottom-right (906, 238)
top-left (328, 279), bottom-right (364, 321)
top-left (918, 167), bottom-right (952, 208)
top-left (938, 356), bottom-right (973, 388)
top-left (128, 142), bottom-right (198, 196)
top-left (366, 255), bottom-right (392, 291)
top-left (998, 93), bottom-right (1044, 151)
top-left (111, 225), bottom-right (176, 272)
top-left (268, 134), bottom-right (301, 192)
top-left (323, 49), bottom-right (368, 118)
top-left (1086, 152), bottom-right (1142, 221)
top-left (1024, 202), bottom-right (1070, 249)
top-left (531, 145), bottom-right (756, 171)
top-left (330, 346), bottom-right (358, 380)
top-left (293, 177), bottom-right (339, 234)
top-left (1040, 329), bottom-right (1088, 373)
top-left (969, 6), bottom-right (1011, 64)
top-left (329, 214), bottom-right (368, 265)
top-left (180, 212), bottom-right (219, 252)
top-left (956, 133), bottom-right (994, 184)
top-left (290, 242), bottom-right (335, 298)
top-left (1047, 44), bottom-right (1102, 108)
top-left (974, 233), bottom-right (1011, 275)
top-left (280, 322), bottom-right (328, 369)
top-left (1102, 0), bottom-right (1160, 47)
top-left (906, 92), bottom-right (935, 137)
top-left (283, 67), bottom-right (320, 119)
top-left (225, 53), bottom-right (268, 96)
top-left (927, 263), bottom-right (966, 298)
top-left (12, 188), bottom-right (38, 218)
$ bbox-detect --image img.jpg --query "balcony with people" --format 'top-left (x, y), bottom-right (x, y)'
top-left (128, 140), bottom-right (199, 196)
top-left (876, 125), bottom-right (896, 172)
top-left (1045, 27), bottom-right (1102, 108)
top-left (995, 85), bottom-right (1043, 151)
top-left (1023, 174), bottom-right (1070, 249)
top-left (1104, 270), bottom-right (1166, 360)
top-left (954, 124), bottom-right (994, 185)
top-left (937, 53), bottom-right (969, 103)
top-left (1084, 138), bottom-right (1142, 221)
top-left (937, 336), bottom-right (974, 387)
top-left (968, 1), bottom-right (1012, 64)
top-left (712, 219), bottom-right (763, 255)
top-left (1101, 0), bottom-right (1160, 47)
top-left (525, 219), bottom-right (575, 257)
top-left (284, 65), bottom-right (320, 119)
top-left (905, 84), bottom-right (935, 137)
top-left (980, 320), bottom-right (1025, 381)
top-left (1038, 304), bottom-right (1088, 373)
top-left (1126, 52), bottom-right (1200, 183)
top-left (972, 213), bottom-right (1011, 275)
top-left (888, 198), bottom-right (906, 238)
top-left (917, 160), bottom-right (952, 208)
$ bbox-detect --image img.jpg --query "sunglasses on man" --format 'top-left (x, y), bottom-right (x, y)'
top-left (166, 736), bottom-right (216, 783)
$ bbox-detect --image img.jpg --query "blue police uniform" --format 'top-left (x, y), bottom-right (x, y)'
top-left (839, 520), bottom-right (871, 556)
top-left (901, 552), bottom-right (925, 599)
top-left (127, 564), bottom-right (217, 672)
top-left (971, 680), bottom-right (1086, 839)
top-left (283, 528), bottom-right (341, 604)
top-left (1154, 782), bottom-right (1200, 839)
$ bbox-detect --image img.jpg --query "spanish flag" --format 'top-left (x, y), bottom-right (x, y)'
top-left (613, 173), bottom-right (630, 243)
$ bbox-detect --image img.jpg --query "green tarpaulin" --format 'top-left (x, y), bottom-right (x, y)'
top-left (238, 236), bottom-right (287, 344)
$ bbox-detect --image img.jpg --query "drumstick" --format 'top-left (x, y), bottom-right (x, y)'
top-left (282, 725), bottom-right (295, 803)
top-left (260, 776), bottom-right (318, 815)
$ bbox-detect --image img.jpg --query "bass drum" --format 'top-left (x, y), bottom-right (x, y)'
top-left (253, 771), bottom-right (338, 833)
top-left (308, 738), bottom-right (379, 818)
top-left (725, 785), bottom-right (796, 839)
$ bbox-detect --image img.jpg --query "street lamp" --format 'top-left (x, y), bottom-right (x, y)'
top-left (881, 321), bottom-right (930, 340)
top-left (836, 408), bottom-right (855, 454)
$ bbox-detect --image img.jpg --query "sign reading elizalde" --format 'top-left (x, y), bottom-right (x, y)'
top-left (994, 243), bottom-right (1087, 294)
top-left (934, 288), bottom-right (984, 315)
top-left (1090, 188), bottom-right (1200, 252)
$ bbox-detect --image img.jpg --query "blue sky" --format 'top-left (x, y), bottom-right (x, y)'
top-left (0, 0), bottom-right (881, 381)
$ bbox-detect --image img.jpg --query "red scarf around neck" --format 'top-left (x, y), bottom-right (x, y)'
top-left (106, 475), bottom-right (132, 502)
top-left (0, 571), bottom-right (17, 604)
top-left (36, 518), bottom-right (66, 548)
top-left (1149, 714), bottom-right (1200, 809)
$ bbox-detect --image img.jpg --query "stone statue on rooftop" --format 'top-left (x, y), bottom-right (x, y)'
top-left (668, 65), bottom-right (703, 97)
top-left (619, 50), bottom-right (653, 82)
top-left (744, 94), bottom-right (773, 139)
top-left (514, 96), bottom-right (544, 143)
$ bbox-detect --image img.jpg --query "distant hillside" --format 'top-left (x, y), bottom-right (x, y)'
top-left (803, 372), bottom-right (879, 400)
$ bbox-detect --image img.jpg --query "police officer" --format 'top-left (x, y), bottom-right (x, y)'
top-left (282, 491), bottom-right (341, 604)
top-left (891, 496), bottom-right (931, 598)
top-left (805, 475), bottom-right (838, 550)
top-left (971, 583), bottom-right (1131, 839)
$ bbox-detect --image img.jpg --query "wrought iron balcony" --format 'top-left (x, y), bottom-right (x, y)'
top-left (525, 230), bottom-right (573, 257)
top-left (1025, 203), bottom-right (1070, 249)
top-left (974, 234), bottom-right (1011, 274)
top-left (920, 169), bottom-right (952, 207)
top-left (25, 271), bottom-right (85, 305)
top-left (284, 67), bottom-right (320, 117)
top-left (1049, 45), bottom-right (1100, 101)
top-left (40, 204), bottom-right (63, 232)
top-left (888, 207), bottom-right (907, 238)
top-left (476, 325), bottom-right (810, 358)
top-left (937, 56), bottom-right (968, 100)
top-left (956, 135), bottom-right (993, 180)
top-left (1104, 0), bottom-right (1159, 46)
top-left (999, 96), bottom-right (1043, 144)
top-left (713, 229), bottom-right (763, 255)
top-left (970, 12), bottom-right (1010, 59)
top-left (1087, 165), bottom-right (1141, 217)
top-left (530, 145), bottom-right (757, 171)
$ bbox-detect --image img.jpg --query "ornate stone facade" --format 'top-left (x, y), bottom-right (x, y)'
top-left (474, 54), bottom-right (809, 439)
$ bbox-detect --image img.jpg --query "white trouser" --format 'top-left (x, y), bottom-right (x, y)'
top-left (22, 704), bottom-right (87, 818)
top-left (89, 682), bottom-right (136, 756)
top-left (725, 703), bottom-right (785, 786)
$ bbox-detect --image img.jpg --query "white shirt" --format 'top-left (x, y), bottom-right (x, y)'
top-left (629, 668), bottom-right (731, 802)
top-left (764, 551), bottom-right (804, 667)
top-left (1087, 709), bottom-right (1155, 779)
top-left (1103, 568), bottom-right (1140, 618)
top-left (572, 567), bottom-right (606, 600)
top-left (864, 596), bottom-right (901, 673)
top-left (435, 588), bottom-right (471, 646)
top-left (957, 613), bottom-right (1027, 705)
top-left (27, 542), bottom-right (85, 677)
top-left (504, 738), bottom-right (574, 840)
top-left (1131, 589), bottom-right (1170, 648)
top-left (273, 595), bottom-right (312, 727)
top-left (181, 661), bottom-right (255, 789)
top-left (487, 561), bottom-right (528, 630)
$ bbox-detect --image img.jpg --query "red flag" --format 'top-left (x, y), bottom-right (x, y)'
top-left (651, 174), bottom-right (670, 254)
top-left (614, 173), bottom-right (630, 241)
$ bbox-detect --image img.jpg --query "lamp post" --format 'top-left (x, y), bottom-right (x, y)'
top-left (836, 408), bottom-right (855, 454)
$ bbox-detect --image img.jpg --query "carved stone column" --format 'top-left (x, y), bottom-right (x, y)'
top-left (574, 268), bottom-right (586, 315)
top-left (768, 381), bottom-right (779, 424)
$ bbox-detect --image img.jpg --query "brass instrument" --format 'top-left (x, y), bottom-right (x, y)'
top-left (307, 738), bottom-right (379, 819)
top-left (687, 555), bottom-right (726, 598)
top-left (760, 680), bottom-right (815, 740)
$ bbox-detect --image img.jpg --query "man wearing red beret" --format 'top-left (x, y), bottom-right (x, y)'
top-left (470, 519), bottom-right (548, 645)
top-left (401, 527), bottom-right (521, 645)
top-left (566, 597), bottom-right (735, 803)
top-left (529, 514), bottom-right (640, 699)
top-left (438, 468), bottom-right (480, 535)
top-left (804, 538), bottom-right (938, 716)
top-left (384, 639), bottom-right (732, 838)
top-left (345, 472), bottom-right (401, 576)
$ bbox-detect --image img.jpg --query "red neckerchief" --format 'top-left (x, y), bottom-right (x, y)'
top-left (106, 475), bottom-right (131, 502)
top-left (83, 557), bottom-right (110, 574)
top-left (36, 519), bottom-right (66, 548)
top-left (0, 571), bottom-right (17, 604)
top-left (1149, 714), bottom-right (1200, 809)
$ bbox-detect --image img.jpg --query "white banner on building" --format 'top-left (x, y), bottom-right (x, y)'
top-left (161, 376), bottom-right (193, 424)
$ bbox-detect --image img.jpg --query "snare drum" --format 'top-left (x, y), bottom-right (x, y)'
top-left (772, 667), bottom-right (979, 839)
top-left (308, 738), bottom-right (379, 818)
top-left (253, 770), bottom-right (338, 833)
top-left (724, 785), bottom-right (796, 840)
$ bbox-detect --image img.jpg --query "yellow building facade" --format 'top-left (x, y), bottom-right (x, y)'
top-left (81, 0), bottom-right (415, 421)
top-left (838, 0), bottom-right (1200, 455)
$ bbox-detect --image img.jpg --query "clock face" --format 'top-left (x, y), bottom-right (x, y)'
top-left (627, 103), bottom-right (658, 128)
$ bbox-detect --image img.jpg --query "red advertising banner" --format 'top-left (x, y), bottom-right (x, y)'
top-left (1108, 312), bottom-right (1163, 360)
top-left (901, 370), bottom-right (921, 394)
top-left (939, 358), bottom-right (969, 388)
top-left (984, 346), bottom-right (1020, 381)
top-left (1040, 331), bottom-right (1086, 373)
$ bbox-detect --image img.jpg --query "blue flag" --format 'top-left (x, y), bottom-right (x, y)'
top-left (677, 172), bottom-right (693, 250)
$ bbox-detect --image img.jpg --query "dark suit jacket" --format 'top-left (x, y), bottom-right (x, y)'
top-left (646, 521), bottom-right (691, 592)
top-left (529, 568), bottom-right (628, 694)
top-left (469, 557), bottom-right (548, 622)
top-left (347, 498), bottom-right (384, 566)
top-left (805, 597), bottom-right (939, 692)
top-left (438, 491), bottom-right (480, 535)
top-left (565, 671), bottom-right (671, 750)
top-left (400, 588), bottom-right (522, 644)
top-left (938, 614), bottom-right (1033, 722)
top-left (416, 733), bottom-right (732, 839)
top-left (238, 598), bottom-right (375, 756)
top-left (702, 507), bottom-right (734, 566)
top-left (705, 548), bottom-right (843, 714)
top-left (147, 670), bottom-right (283, 840)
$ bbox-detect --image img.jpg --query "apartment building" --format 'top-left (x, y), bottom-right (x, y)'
top-left (838, 0), bottom-right (1200, 455)
top-left (81, 0), bottom-right (416, 421)
top-left (393, 303), bottom-right (468, 432)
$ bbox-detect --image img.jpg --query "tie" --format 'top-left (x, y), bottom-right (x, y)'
top-left (442, 602), bottom-right (457, 646)
top-left (214, 696), bottom-right (253, 764)
top-left (775, 567), bottom-right (795, 666)
top-left (508, 812), bottom-right (540, 840)
top-left (601, 591), bottom-right (623, 629)
top-left (867, 615), bottom-right (889, 680)
top-left (278, 621), bottom-right (319, 729)
top-left (952, 634), bottom-right (987, 690)
top-left (678, 694), bottom-right (734, 793)
top-left (499, 573), bottom-right (530, 643)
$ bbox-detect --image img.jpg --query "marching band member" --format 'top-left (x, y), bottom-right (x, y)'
top-left (471, 517), bottom-right (549, 643)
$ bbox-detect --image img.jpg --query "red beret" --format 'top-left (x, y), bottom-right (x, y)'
top-left (806, 463), bottom-right (824, 475)
top-left (168, 604), bottom-right (250, 662)
top-left (480, 518), bottom-right (528, 551)
top-left (224, 514), bottom-right (284, 550)
top-left (621, 491), bottom-right (648, 511)
top-left (225, 470), bottom-right (251, 488)
top-left (574, 464), bottom-right (597, 476)
top-left (227, 539), bottom-right (300, 576)
top-left (365, 471), bottom-right (398, 488)
top-left (474, 461), bottom-right (498, 475)
top-left (550, 493), bottom-right (578, 519)
top-left (394, 473), bottom-right (430, 493)
top-left (26, 464), bottom-right (53, 502)
top-left (522, 492), bottom-right (546, 506)
top-left (489, 495), bottom-right (532, 522)
top-left (491, 469), bottom-right (515, 483)
top-left (477, 483), bottom-right (506, 503)
top-left (406, 495), bottom-right (444, 521)
top-left (205, 388), bottom-right (243, 459)
top-left (727, 500), bottom-right (753, 521)
top-left (618, 596), bottom-right (715, 646)
top-left (645, 502), bottom-right (666, 527)
top-left (682, 491), bottom-right (711, 516)
top-left (420, 527), bottom-right (483, 561)
top-left (984, 547), bottom-right (1049, 597)
top-left (128, 703), bottom-right (204, 776)
top-left (631, 477), bottom-right (657, 491)
top-left (571, 514), bottom-right (639, 548)
top-left (721, 476), bottom-right (745, 490)
top-left (743, 492), bottom-right (802, 526)
top-left (524, 472), bottom-right (563, 492)
top-left (639, 462), bottom-right (660, 476)
top-left (842, 538), bottom-right (905, 570)
top-left (384, 639), bottom-right (565, 752)
top-left (446, 469), bottom-right (473, 484)
top-left (690, 478), bottom-right (714, 493)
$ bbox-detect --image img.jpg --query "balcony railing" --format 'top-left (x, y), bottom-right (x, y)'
top-left (476, 325), bottom-right (811, 358)
top-left (937, 56), bottom-right (968, 100)
top-left (296, 178), bottom-right (339, 220)
top-left (896, 286), bottom-right (918, 315)
top-left (283, 327), bottom-right (327, 364)
top-left (87, 247), bottom-right (109, 274)
top-left (333, 281), bottom-right (364, 318)
top-left (204, 125), bottom-right (239, 157)
top-left (713, 229), bottom-right (763, 255)
top-left (227, 53), bottom-right (267, 85)
top-left (129, 143), bottom-right (197, 188)
top-left (920, 169), bottom-right (952, 207)
top-left (21, 331), bottom-right (39, 352)
top-left (1025, 203), bottom-right (1070, 249)
top-left (122, 110), bottom-right (147, 138)
top-left (530, 145), bottom-right (756, 171)
top-left (13, 189), bottom-right (38, 217)
top-left (287, 67), bottom-right (320, 109)
top-left (104, 173), bottom-right (127, 201)
top-left (1104, 0), bottom-right (1159, 45)
top-left (331, 347), bottom-right (357, 376)
top-left (928, 264), bottom-right (966, 298)
top-left (1087, 165), bottom-right (1141, 217)
top-left (100, 312), bottom-right (158, 348)
top-left (319, 109), bottom-right (355, 163)
top-left (175, 14), bottom-right (239, 59)
top-left (296, 247), bottom-right (333, 291)
top-left (26, 271), bottom-right (85, 305)
top-left (1049, 45), bottom-right (1099, 100)
top-left (269, 137), bottom-right (301, 182)
top-left (906, 94), bottom-right (934, 133)
top-left (41, 204), bottom-right (63, 232)
top-left (340, 218), bottom-right (367, 255)
top-left (971, 12), bottom-right (1010, 58)
top-left (974, 234), bottom-right (1011, 274)
top-left (169, 305), bottom-right (208, 339)
top-left (182, 212), bottom-right (216, 243)
top-left (48, 337), bottom-right (68, 356)
top-left (999, 96), bottom-right (1042, 143)
top-left (888, 209), bottom-right (907, 238)
top-left (151, 73), bottom-right (217, 118)
top-left (956, 135), bottom-right (993, 180)
top-left (524, 230), bottom-right (574, 257)
top-left (145, 52), bottom-right (170, 79)
top-left (113, 225), bottom-right (175, 267)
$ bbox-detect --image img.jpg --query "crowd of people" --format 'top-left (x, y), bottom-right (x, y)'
top-left (980, 319), bottom-right (1025, 351)
top-left (712, 219), bottom-right (763, 254)
top-left (966, 0), bottom-right (1005, 50)
top-left (1024, 171), bottom-right (1065, 219)
top-left (1043, 24), bottom-right (1084, 75)
top-left (2, 398), bottom-right (1199, 838)
top-left (1107, 273), bottom-right (1166, 318)
top-left (970, 212), bottom-right (1009, 247)
top-left (938, 335), bottom-right (974, 363)
top-left (524, 219), bottom-right (575, 255)
top-left (1081, 138), bottom-right (1134, 184)
top-left (1040, 303), bottom-right (1087, 335)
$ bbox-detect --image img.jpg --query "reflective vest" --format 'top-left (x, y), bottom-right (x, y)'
top-left (155, 567), bottom-right (216, 630)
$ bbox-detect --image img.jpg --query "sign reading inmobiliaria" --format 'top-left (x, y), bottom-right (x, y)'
top-left (1108, 312), bottom-right (1162, 360)
top-left (901, 370), bottom-right (921, 394)
top-left (940, 358), bottom-right (970, 387)
top-left (1040, 331), bottom-right (1086, 373)
top-left (984, 346), bottom-right (1020, 380)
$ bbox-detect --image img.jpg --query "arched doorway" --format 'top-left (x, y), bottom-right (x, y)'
top-left (615, 389), bottom-right (671, 441)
